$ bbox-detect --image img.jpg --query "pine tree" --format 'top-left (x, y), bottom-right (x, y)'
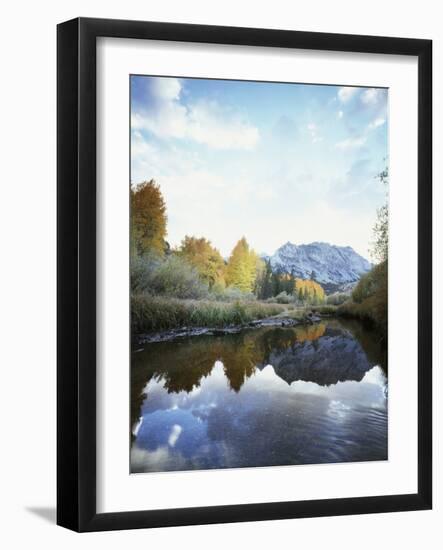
top-left (254, 257), bottom-right (268, 298)
top-left (288, 272), bottom-right (295, 295)
top-left (256, 260), bottom-right (273, 299)
top-left (271, 272), bottom-right (281, 297)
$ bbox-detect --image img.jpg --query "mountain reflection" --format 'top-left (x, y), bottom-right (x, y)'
top-left (132, 321), bottom-right (384, 401)
top-left (131, 319), bottom-right (388, 469)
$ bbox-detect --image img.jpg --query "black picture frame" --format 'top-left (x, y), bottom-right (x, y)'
top-left (57, 17), bottom-right (432, 532)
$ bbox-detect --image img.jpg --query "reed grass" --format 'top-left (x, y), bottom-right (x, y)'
top-left (131, 295), bottom-right (287, 333)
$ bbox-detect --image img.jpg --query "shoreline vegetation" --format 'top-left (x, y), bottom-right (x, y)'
top-left (133, 301), bottom-right (323, 344)
top-left (337, 260), bottom-right (387, 339)
top-left (131, 177), bottom-right (388, 343)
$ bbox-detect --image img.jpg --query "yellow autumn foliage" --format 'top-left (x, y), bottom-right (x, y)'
top-left (294, 278), bottom-right (326, 303)
top-left (131, 180), bottom-right (167, 256)
top-left (178, 236), bottom-right (226, 288)
top-left (226, 237), bottom-right (259, 293)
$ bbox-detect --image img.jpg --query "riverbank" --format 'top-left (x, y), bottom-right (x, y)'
top-left (135, 310), bottom-right (323, 344)
top-left (132, 295), bottom-right (324, 343)
top-left (132, 295), bottom-right (289, 333)
top-left (131, 293), bottom-right (387, 345)
top-left (336, 299), bottom-right (387, 338)
top-left (335, 261), bottom-right (387, 340)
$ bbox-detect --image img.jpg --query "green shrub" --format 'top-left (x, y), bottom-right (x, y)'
top-left (211, 285), bottom-right (256, 302)
top-left (130, 253), bottom-right (160, 293)
top-left (152, 255), bottom-right (209, 299)
top-left (311, 305), bottom-right (337, 315)
top-left (131, 254), bottom-right (209, 299)
top-left (338, 261), bottom-right (387, 336)
top-left (275, 291), bottom-right (294, 304)
top-left (351, 264), bottom-right (383, 304)
top-left (326, 293), bottom-right (349, 306)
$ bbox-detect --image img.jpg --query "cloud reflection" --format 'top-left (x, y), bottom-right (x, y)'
top-left (131, 321), bottom-right (388, 473)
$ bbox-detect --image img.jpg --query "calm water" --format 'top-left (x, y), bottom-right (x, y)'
top-left (131, 319), bottom-right (387, 473)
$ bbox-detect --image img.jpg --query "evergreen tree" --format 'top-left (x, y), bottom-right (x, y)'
top-left (261, 260), bottom-right (274, 299)
top-left (255, 258), bottom-right (272, 299)
top-left (288, 272), bottom-right (295, 295)
top-left (271, 271), bottom-right (281, 297)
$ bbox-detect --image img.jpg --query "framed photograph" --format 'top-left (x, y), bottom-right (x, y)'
top-left (57, 17), bottom-right (432, 532)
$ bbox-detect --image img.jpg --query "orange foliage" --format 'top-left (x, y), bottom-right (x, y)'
top-left (295, 323), bottom-right (326, 342)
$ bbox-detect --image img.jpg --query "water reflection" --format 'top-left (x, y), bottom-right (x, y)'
top-left (131, 320), bottom-right (388, 473)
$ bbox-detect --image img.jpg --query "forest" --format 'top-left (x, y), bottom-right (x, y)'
top-left (131, 176), bottom-right (388, 337)
top-left (131, 180), bottom-right (326, 303)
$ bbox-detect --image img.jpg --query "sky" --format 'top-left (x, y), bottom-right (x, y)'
top-left (131, 75), bottom-right (388, 259)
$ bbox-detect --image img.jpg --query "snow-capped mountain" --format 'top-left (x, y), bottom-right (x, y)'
top-left (270, 241), bottom-right (371, 286)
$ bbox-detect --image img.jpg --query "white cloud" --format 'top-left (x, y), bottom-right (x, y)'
top-left (131, 101), bottom-right (188, 140)
top-left (187, 100), bottom-right (259, 150)
top-left (131, 130), bottom-right (158, 160)
top-left (337, 110), bottom-right (344, 119)
top-left (307, 122), bottom-right (323, 143)
top-left (335, 136), bottom-right (367, 150)
top-left (131, 131), bottom-right (204, 185)
top-left (150, 77), bottom-right (182, 101)
top-left (130, 77), bottom-right (387, 259)
top-left (368, 117), bottom-right (386, 130)
top-left (133, 77), bottom-right (259, 150)
top-left (332, 112), bottom-right (385, 156)
top-left (338, 87), bottom-right (357, 103)
top-left (361, 88), bottom-right (382, 105)
top-left (168, 424), bottom-right (182, 447)
top-left (131, 134), bottom-right (378, 258)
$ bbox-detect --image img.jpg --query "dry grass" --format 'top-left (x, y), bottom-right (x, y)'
top-left (131, 295), bottom-right (287, 333)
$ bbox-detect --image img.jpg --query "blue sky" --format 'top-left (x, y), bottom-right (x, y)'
top-left (131, 75), bottom-right (388, 259)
